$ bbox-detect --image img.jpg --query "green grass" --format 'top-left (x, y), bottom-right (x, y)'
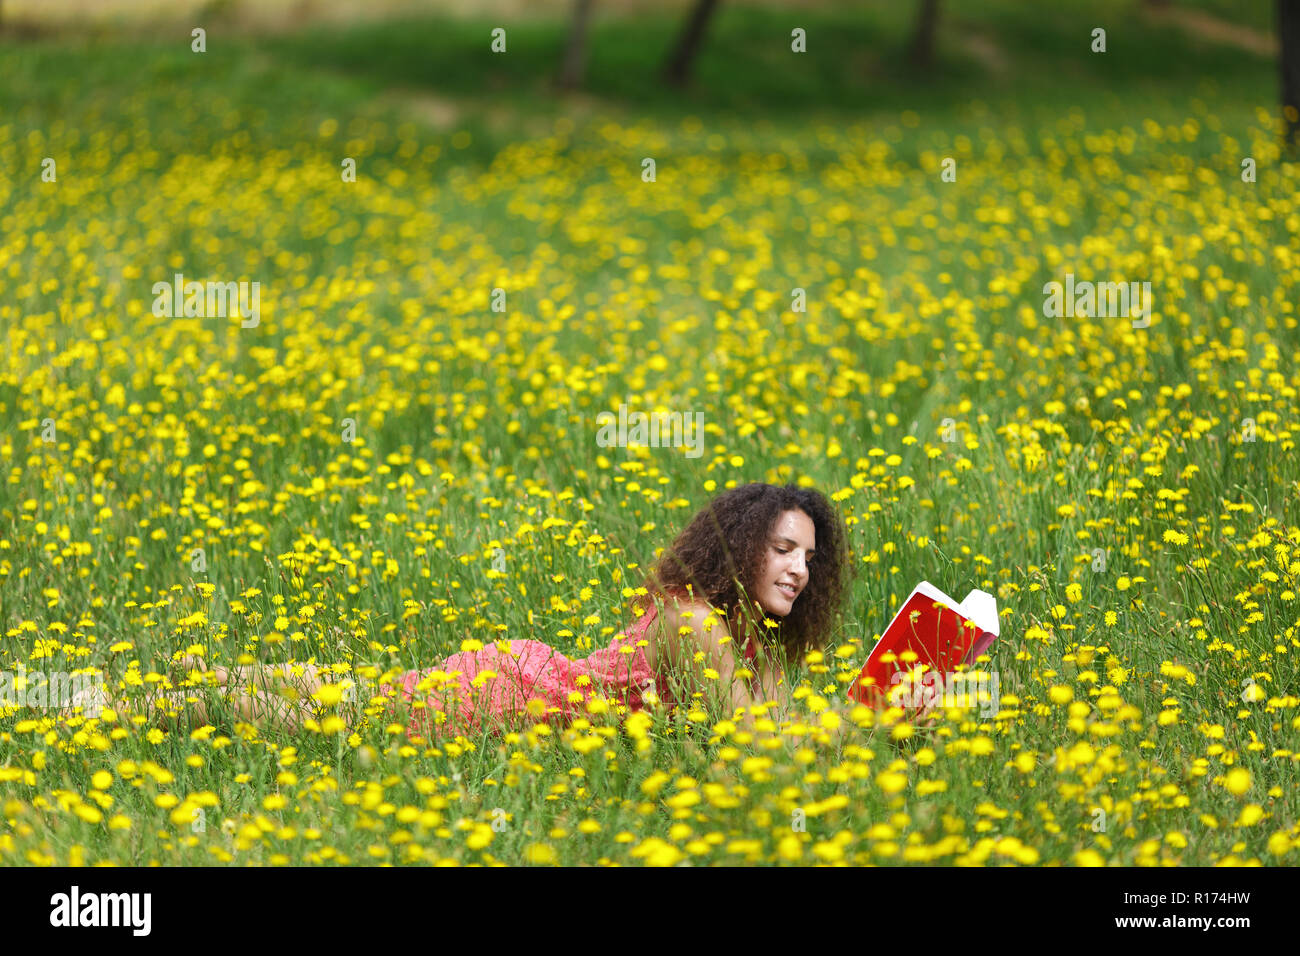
top-left (0, 0), bottom-right (1297, 867)
top-left (0, 0), bottom-right (1281, 160)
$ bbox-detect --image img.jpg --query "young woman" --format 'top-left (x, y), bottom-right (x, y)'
top-left (93, 483), bottom-right (850, 739)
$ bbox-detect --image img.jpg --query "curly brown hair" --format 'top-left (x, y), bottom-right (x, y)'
top-left (637, 483), bottom-right (851, 665)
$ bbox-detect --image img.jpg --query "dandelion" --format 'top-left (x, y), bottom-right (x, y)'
top-left (876, 771), bottom-right (908, 795)
top-left (520, 842), bottom-right (556, 868)
top-left (1235, 805), bottom-right (1264, 827)
top-left (777, 834), bottom-right (803, 861)
top-left (1223, 767), bottom-right (1252, 797)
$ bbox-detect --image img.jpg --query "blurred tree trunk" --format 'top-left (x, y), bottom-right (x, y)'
top-left (1283, 0), bottom-right (1300, 151)
top-left (559, 0), bottom-right (596, 90)
top-left (663, 0), bottom-right (721, 87)
top-left (908, 0), bottom-right (941, 69)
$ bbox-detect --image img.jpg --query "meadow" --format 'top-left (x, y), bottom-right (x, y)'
top-left (1, 0), bottom-right (1298, 866)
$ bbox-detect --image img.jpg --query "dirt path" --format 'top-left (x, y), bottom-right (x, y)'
top-left (1143, 4), bottom-right (1276, 57)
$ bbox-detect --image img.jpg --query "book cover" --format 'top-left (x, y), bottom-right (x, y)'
top-left (846, 582), bottom-right (1001, 712)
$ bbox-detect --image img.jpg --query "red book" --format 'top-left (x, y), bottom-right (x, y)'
top-left (847, 582), bottom-right (1001, 714)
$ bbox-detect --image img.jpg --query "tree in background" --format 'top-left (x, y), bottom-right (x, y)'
top-left (559, 0), bottom-right (596, 90)
top-left (908, 0), bottom-right (941, 69)
top-left (660, 0), bottom-right (946, 88)
top-left (662, 0), bottom-right (722, 87)
top-left (1282, 0), bottom-right (1300, 150)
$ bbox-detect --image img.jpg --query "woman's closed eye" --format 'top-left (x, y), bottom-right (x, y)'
top-left (775, 546), bottom-right (815, 562)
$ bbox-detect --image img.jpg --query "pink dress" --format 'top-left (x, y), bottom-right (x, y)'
top-left (382, 603), bottom-right (761, 740)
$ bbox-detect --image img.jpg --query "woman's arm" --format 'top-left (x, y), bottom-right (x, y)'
top-left (652, 599), bottom-right (780, 730)
top-left (745, 651), bottom-right (791, 724)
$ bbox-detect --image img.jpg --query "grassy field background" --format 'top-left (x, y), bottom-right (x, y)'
top-left (1, 0), bottom-right (1298, 866)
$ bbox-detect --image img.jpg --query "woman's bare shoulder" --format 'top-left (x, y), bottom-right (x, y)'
top-left (657, 596), bottom-right (726, 634)
top-left (640, 596), bottom-right (726, 671)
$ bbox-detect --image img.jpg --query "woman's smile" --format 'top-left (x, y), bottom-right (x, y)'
top-left (756, 508), bottom-right (816, 617)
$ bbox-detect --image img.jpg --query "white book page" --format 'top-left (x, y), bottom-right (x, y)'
top-left (959, 589), bottom-right (1000, 636)
top-left (868, 582), bottom-right (999, 661)
top-left (881, 581), bottom-right (999, 636)
top-left (913, 580), bottom-right (957, 610)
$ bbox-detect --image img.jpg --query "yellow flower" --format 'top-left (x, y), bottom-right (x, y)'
top-left (778, 834), bottom-right (803, 861)
top-left (313, 684), bottom-right (344, 707)
top-left (631, 837), bottom-right (684, 866)
top-left (1236, 804), bottom-right (1264, 827)
top-left (1223, 767), bottom-right (1252, 797)
top-left (640, 772), bottom-right (670, 797)
top-left (523, 843), bottom-right (557, 865)
top-left (812, 841), bottom-right (844, 862)
top-left (876, 771), bottom-right (908, 794)
top-left (665, 790), bottom-right (700, 809)
top-left (625, 712), bottom-right (653, 739)
top-left (169, 802), bottom-right (199, 827)
top-left (318, 715), bottom-right (345, 735)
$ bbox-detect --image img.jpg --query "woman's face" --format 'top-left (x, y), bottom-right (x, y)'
top-left (754, 509), bottom-right (816, 618)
